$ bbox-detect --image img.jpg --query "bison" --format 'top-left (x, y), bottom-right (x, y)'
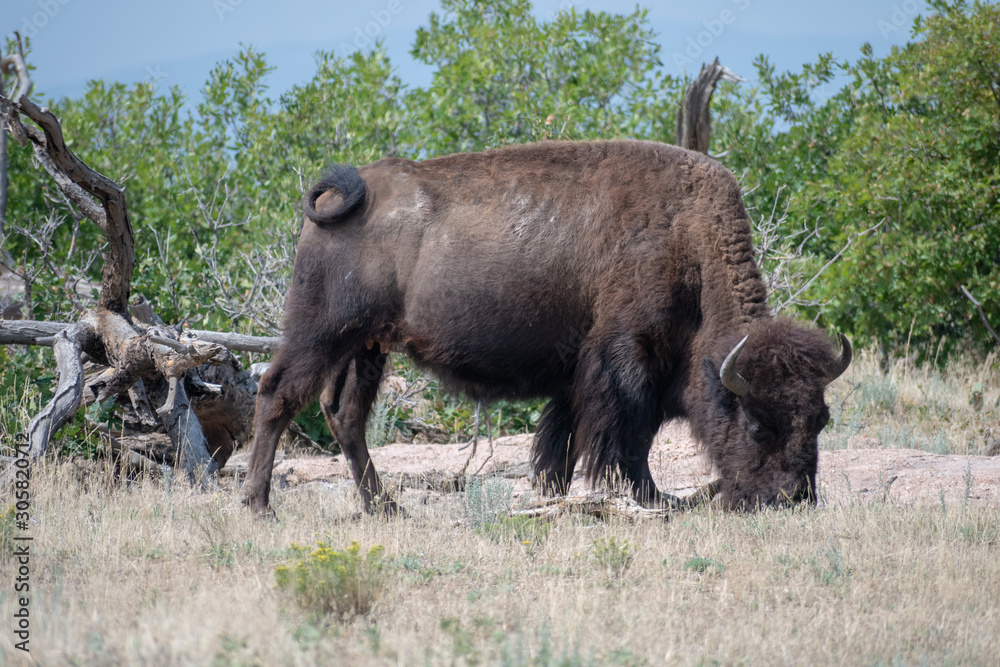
top-left (241, 140), bottom-right (850, 514)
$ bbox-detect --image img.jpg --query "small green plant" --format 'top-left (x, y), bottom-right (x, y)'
top-left (858, 373), bottom-right (899, 414)
top-left (591, 536), bottom-right (633, 583)
top-left (210, 633), bottom-right (259, 667)
top-left (440, 617), bottom-right (479, 664)
top-left (962, 461), bottom-right (974, 513)
top-left (366, 395), bottom-right (402, 449)
top-left (391, 552), bottom-right (465, 582)
top-left (684, 557), bottom-right (725, 575)
top-left (461, 477), bottom-right (515, 530)
top-left (812, 541), bottom-right (849, 585)
top-left (969, 382), bottom-right (984, 411)
top-left (957, 509), bottom-right (1000, 545)
top-left (204, 541), bottom-right (254, 570)
top-left (274, 541), bottom-right (387, 620)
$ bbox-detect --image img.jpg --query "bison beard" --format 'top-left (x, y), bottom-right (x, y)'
top-left (241, 140), bottom-right (850, 515)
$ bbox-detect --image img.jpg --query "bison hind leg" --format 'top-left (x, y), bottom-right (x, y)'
top-left (320, 347), bottom-right (399, 515)
top-left (531, 393), bottom-right (577, 496)
top-left (242, 349), bottom-right (332, 515)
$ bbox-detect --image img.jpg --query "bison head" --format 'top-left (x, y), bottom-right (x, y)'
top-left (700, 319), bottom-right (851, 510)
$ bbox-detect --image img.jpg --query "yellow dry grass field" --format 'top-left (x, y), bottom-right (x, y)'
top-left (0, 347), bottom-right (998, 665)
top-left (1, 464), bottom-right (999, 666)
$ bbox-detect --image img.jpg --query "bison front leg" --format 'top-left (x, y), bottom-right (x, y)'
top-left (571, 333), bottom-right (665, 507)
top-left (531, 393), bottom-right (579, 496)
top-left (321, 347), bottom-right (398, 515)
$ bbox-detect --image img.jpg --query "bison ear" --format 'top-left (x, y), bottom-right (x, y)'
top-left (703, 358), bottom-right (737, 411)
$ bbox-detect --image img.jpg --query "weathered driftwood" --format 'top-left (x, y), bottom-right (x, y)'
top-left (675, 57), bottom-right (744, 155)
top-left (0, 319), bottom-right (281, 353)
top-left (27, 320), bottom-right (93, 459)
top-left (106, 433), bottom-right (166, 479)
top-left (0, 57), bottom-right (271, 484)
top-left (512, 491), bottom-right (672, 522)
top-left (1, 318), bottom-right (260, 472)
top-left (511, 480), bottom-right (722, 523)
top-left (0, 319), bottom-right (68, 344)
top-left (185, 330), bottom-right (281, 354)
top-left (156, 376), bottom-right (218, 484)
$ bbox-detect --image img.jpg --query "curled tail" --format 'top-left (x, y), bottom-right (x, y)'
top-left (302, 164), bottom-right (367, 226)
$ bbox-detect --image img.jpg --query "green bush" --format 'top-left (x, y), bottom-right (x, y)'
top-left (591, 536), bottom-right (633, 583)
top-left (461, 477), bottom-right (515, 530)
top-left (274, 541), bottom-right (387, 619)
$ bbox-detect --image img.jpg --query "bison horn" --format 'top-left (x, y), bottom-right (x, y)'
top-left (719, 335), bottom-right (751, 397)
top-left (827, 333), bottom-right (852, 383)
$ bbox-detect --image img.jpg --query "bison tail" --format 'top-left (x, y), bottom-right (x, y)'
top-left (302, 164), bottom-right (367, 226)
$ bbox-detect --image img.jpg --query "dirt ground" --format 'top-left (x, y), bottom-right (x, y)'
top-left (227, 421), bottom-right (1000, 508)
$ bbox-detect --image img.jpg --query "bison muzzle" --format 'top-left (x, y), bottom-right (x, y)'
top-left (240, 140), bottom-right (850, 515)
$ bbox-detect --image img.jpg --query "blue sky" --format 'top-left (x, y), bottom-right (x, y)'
top-left (5, 0), bottom-right (929, 106)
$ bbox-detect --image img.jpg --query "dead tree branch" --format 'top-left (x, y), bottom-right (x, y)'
top-left (0, 50), bottom-right (251, 482)
top-left (156, 376), bottom-right (219, 485)
top-left (775, 218), bottom-right (885, 313)
top-left (961, 285), bottom-right (1000, 347)
top-left (0, 319), bottom-right (282, 352)
top-left (676, 57), bottom-right (744, 155)
top-left (2, 93), bottom-right (134, 312)
top-left (184, 329), bottom-right (281, 353)
top-left (27, 319), bottom-right (94, 459)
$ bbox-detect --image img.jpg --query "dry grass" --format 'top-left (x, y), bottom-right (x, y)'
top-left (824, 347), bottom-right (1000, 455)
top-left (1, 460), bottom-right (999, 666)
top-left (1, 345), bottom-right (998, 665)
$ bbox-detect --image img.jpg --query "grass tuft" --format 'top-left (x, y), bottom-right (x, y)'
top-left (591, 536), bottom-right (633, 584)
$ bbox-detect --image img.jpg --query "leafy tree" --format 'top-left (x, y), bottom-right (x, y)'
top-left (407, 0), bottom-right (681, 155)
top-left (815, 0), bottom-right (1000, 354)
top-left (718, 0), bottom-right (999, 356)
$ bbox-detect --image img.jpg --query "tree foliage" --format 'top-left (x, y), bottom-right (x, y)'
top-left (721, 0), bottom-right (999, 356)
top-left (2, 0), bottom-right (997, 367)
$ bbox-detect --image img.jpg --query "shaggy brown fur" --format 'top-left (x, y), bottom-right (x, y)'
top-left (241, 140), bottom-right (849, 514)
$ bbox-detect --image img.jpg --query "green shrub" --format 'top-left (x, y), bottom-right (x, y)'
top-left (591, 536), bottom-right (633, 583)
top-left (274, 541), bottom-right (387, 619)
top-left (461, 477), bottom-right (515, 530)
top-left (684, 557), bottom-right (724, 575)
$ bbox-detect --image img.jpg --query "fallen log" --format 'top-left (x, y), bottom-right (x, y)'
top-left (0, 319), bottom-right (281, 353)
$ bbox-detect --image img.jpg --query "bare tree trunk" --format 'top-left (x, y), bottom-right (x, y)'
top-left (0, 94), bottom-right (7, 240)
top-left (156, 376), bottom-right (219, 484)
top-left (675, 57), bottom-right (744, 155)
top-left (0, 32), bottom-right (33, 240)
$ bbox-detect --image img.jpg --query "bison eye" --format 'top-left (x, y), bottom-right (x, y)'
top-left (746, 416), bottom-right (778, 445)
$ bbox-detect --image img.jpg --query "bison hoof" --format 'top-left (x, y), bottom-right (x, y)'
top-left (240, 491), bottom-right (276, 519)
